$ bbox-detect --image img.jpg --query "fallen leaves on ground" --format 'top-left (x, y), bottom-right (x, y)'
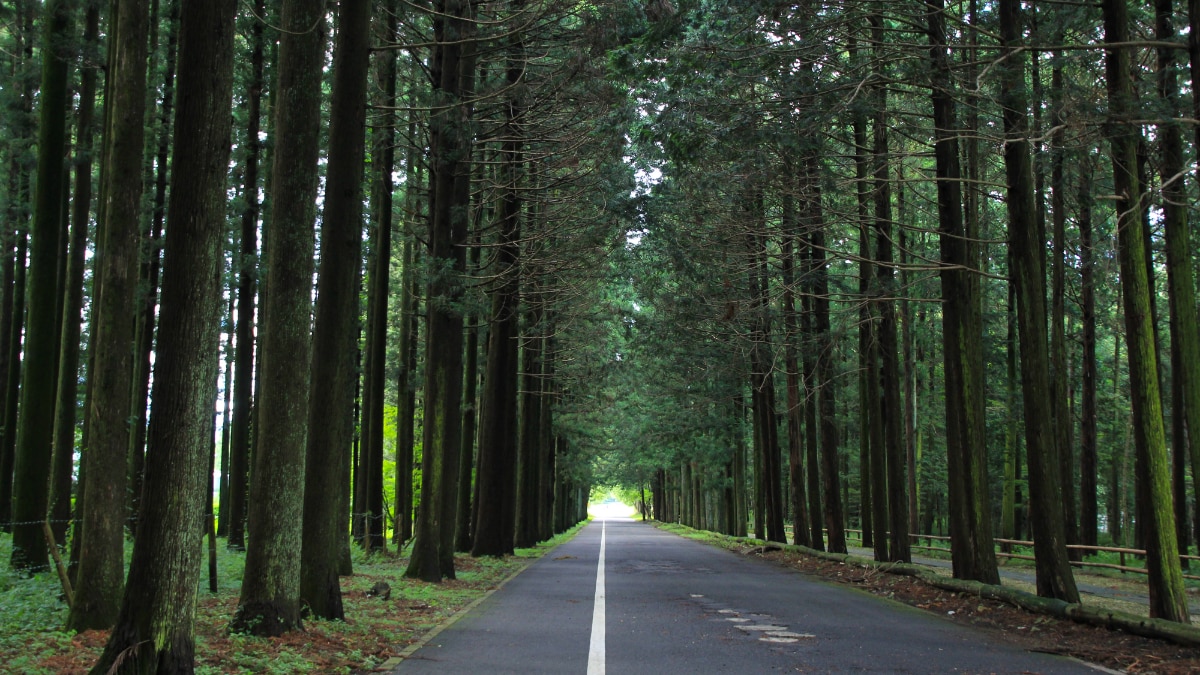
top-left (745, 544), bottom-right (1200, 675)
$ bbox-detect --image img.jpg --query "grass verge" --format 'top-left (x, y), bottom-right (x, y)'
top-left (0, 522), bottom-right (586, 674)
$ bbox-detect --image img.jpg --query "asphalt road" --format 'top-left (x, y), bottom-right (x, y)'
top-left (395, 518), bottom-right (1109, 674)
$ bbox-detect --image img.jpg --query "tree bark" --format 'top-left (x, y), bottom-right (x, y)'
top-left (867, 19), bottom-right (906, 560)
top-left (234, 0), bottom-right (325, 635)
top-left (300, 0), bottom-right (372, 621)
top-left (361, 0), bottom-right (397, 555)
top-left (998, 0), bottom-right (1079, 603)
top-left (10, 0), bottom-right (73, 574)
top-left (406, 0), bottom-right (472, 582)
top-left (925, 0), bottom-right (998, 584)
top-left (516, 304), bottom-right (545, 548)
top-left (472, 30), bottom-right (524, 553)
top-left (127, 0), bottom-right (178, 533)
top-left (1103, 0), bottom-right (1188, 622)
top-left (394, 231), bottom-right (419, 547)
top-left (88, 0), bottom-right (236, 668)
top-left (851, 97), bottom-right (872, 550)
top-left (804, 156), bottom-right (845, 554)
top-left (71, 0), bottom-right (148, 625)
top-left (1077, 157), bottom-right (1098, 548)
top-left (49, 0), bottom-right (100, 555)
top-left (225, 0), bottom-right (266, 551)
top-left (781, 218), bottom-right (810, 549)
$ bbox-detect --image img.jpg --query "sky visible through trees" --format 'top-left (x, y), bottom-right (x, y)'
top-left (2, 0), bottom-right (1200, 669)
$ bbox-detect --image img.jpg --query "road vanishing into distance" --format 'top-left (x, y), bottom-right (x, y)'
top-left (395, 518), bottom-right (1111, 674)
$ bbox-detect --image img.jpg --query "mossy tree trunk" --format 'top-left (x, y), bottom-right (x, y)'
top-left (234, 0), bottom-right (326, 635)
top-left (1103, 0), bottom-right (1188, 622)
top-left (925, 0), bottom-right (999, 584)
top-left (71, 0), bottom-right (147, 626)
top-left (127, 0), bottom-right (178, 534)
top-left (406, 0), bottom-right (472, 582)
top-left (88, 0), bottom-right (236, 669)
top-left (300, 0), bottom-right (372, 621)
top-left (998, 0), bottom-right (1079, 603)
top-left (471, 12), bottom-right (524, 552)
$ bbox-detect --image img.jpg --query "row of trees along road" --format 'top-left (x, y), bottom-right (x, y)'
top-left (593, 0), bottom-right (1200, 626)
top-left (1, 0), bottom-right (628, 670)
top-left (4, 0), bottom-right (1200, 668)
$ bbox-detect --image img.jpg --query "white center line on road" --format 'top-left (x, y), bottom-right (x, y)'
top-left (587, 520), bottom-right (606, 675)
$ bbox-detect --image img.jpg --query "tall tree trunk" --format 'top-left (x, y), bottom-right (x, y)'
top-left (1078, 157), bottom-right (1098, 548)
top-left (71, 0), bottom-right (149, 626)
top-left (1, 2), bottom-right (38, 539)
top-left (1103, 0), bottom-right (1189, 622)
top-left (1001, 281), bottom-right (1020, 546)
top-left (805, 157), bottom-right (845, 554)
top-left (225, 0), bottom-right (266, 551)
top-left (537, 330), bottom-right (556, 542)
top-left (455, 270), bottom-right (479, 553)
top-left (9, 0), bottom-right (73, 574)
top-left (749, 202), bottom-right (785, 544)
top-left (406, 0), bottom-right (473, 582)
top-left (1, 231), bottom-right (27, 539)
top-left (868, 19), bottom-right (906, 560)
top-left (394, 217), bottom-right (420, 547)
top-left (1048, 41), bottom-right (1077, 560)
top-left (89, 0), bottom-right (236, 669)
top-left (1154, 0), bottom-right (1193, 562)
top-left (861, 60), bottom-right (889, 562)
top-left (998, 0), bottom-right (1079, 603)
top-left (852, 101), bottom-right (873, 550)
top-left (799, 282), bottom-right (824, 549)
top-left (300, 0), bottom-right (371, 622)
top-left (899, 223), bottom-right (917, 538)
top-left (128, 0), bottom-right (178, 533)
top-left (471, 18), bottom-right (524, 553)
top-left (781, 220), bottom-right (810, 548)
top-left (926, 0), bottom-right (998, 584)
top-left (234, 0), bottom-right (325, 636)
top-left (516, 301), bottom-right (544, 548)
top-left (49, 0), bottom-right (100, 555)
top-left (359, 0), bottom-right (395, 556)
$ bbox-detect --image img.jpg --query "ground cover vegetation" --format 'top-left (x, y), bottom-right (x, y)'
top-left (2, 0), bottom-right (1200, 671)
top-left (0, 528), bottom-right (576, 673)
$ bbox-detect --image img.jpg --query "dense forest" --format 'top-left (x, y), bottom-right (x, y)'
top-left (2, 0), bottom-right (1200, 670)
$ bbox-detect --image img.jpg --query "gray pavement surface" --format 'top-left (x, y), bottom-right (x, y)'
top-left (396, 519), bottom-right (1109, 674)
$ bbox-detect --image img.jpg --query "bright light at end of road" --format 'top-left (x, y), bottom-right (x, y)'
top-left (588, 501), bottom-right (637, 520)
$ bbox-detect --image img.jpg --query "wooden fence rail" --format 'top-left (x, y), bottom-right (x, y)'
top-left (836, 528), bottom-right (1200, 582)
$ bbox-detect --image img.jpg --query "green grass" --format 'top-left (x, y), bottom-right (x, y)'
top-left (0, 523), bottom-right (586, 673)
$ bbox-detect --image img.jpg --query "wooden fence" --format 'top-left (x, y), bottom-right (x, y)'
top-left (840, 528), bottom-right (1200, 582)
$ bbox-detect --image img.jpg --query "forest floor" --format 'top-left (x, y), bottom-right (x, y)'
top-left (0, 528), bottom-right (579, 674)
top-left (689, 530), bottom-right (1200, 675)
